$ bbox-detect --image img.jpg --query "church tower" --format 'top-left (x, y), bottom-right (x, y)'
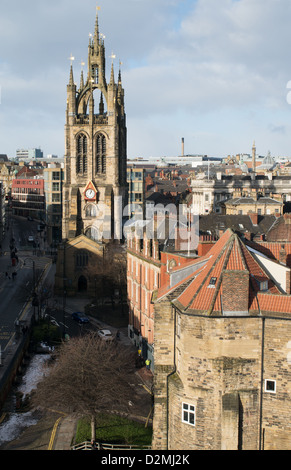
top-left (63, 10), bottom-right (127, 243)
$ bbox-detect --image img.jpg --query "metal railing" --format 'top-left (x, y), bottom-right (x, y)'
top-left (72, 441), bottom-right (151, 451)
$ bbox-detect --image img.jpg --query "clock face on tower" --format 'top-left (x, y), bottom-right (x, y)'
top-left (85, 189), bottom-right (95, 199)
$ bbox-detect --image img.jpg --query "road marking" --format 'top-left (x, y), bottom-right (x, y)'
top-left (48, 416), bottom-right (63, 450)
top-left (47, 411), bottom-right (67, 450)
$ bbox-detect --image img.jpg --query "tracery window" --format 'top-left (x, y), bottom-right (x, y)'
top-left (85, 226), bottom-right (101, 242)
top-left (96, 134), bottom-right (106, 174)
top-left (77, 133), bottom-right (88, 175)
top-left (85, 204), bottom-right (97, 217)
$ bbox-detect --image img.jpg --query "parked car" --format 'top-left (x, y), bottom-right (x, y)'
top-left (71, 312), bottom-right (89, 324)
top-left (97, 329), bottom-right (113, 341)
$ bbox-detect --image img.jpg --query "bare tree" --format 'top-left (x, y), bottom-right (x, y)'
top-left (32, 332), bottom-right (136, 440)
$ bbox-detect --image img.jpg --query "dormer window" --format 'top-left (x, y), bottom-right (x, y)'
top-left (258, 280), bottom-right (268, 291)
top-left (208, 277), bottom-right (217, 288)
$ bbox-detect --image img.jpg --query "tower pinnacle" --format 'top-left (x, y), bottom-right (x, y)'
top-left (94, 8), bottom-right (100, 51)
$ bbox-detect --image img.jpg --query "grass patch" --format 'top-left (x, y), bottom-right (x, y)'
top-left (31, 320), bottom-right (62, 344)
top-left (75, 414), bottom-right (152, 446)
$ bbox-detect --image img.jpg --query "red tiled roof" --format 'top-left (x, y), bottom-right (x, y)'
top-left (156, 228), bottom-right (291, 316)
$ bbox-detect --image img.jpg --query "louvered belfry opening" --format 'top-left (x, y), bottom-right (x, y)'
top-left (77, 133), bottom-right (88, 175)
top-left (96, 133), bottom-right (106, 174)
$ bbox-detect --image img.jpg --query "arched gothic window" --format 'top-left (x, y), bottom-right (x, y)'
top-left (96, 134), bottom-right (106, 174)
top-left (85, 226), bottom-right (101, 242)
top-left (77, 133), bottom-right (88, 175)
top-left (85, 204), bottom-right (97, 217)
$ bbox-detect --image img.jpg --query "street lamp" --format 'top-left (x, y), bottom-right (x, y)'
top-left (62, 278), bottom-right (69, 338)
top-left (24, 257), bottom-right (38, 322)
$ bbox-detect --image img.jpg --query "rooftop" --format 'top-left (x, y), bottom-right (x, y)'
top-left (156, 229), bottom-right (291, 316)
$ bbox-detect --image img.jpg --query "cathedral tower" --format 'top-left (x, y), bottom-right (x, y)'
top-left (63, 10), bottom-right (127, 243)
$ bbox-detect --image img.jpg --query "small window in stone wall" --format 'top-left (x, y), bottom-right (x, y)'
top-left (182, 403), bottom-right (195, 426)
top-left (265, 379), bottom-right (276, 393)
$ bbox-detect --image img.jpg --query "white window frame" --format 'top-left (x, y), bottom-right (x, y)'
top-left (182, 403), bottom-right (195, 427)
top-left (265, 379), bottom-right (276, 394)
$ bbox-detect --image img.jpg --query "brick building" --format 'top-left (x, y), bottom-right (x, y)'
top-left (152, 229), bottom-right (291, 450)
top-left (11, 170), bottom-right (45, 220)
top-left (127, 230), bottom-right (198, 366)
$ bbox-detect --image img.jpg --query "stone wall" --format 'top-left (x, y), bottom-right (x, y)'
top-left (152, 308), bottom-right (291, 450)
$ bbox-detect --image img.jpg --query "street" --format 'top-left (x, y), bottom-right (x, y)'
top-left (0, 215), bottom-right (53, 354)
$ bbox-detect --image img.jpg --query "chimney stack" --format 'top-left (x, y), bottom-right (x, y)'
top-left (222, 270), bottom-right (249, 315)
top-left (252, 141), bottom-right (256, 173)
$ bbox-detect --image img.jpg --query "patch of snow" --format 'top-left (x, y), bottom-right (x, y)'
top-left (0, 412), bottom-right (38, 445)
top-left (17, 354), bottom-right (50, 398)
top-left (0, 354), bottom-right (51, 445)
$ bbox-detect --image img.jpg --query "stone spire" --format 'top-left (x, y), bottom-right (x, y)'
top-left (99, 93), bottom-right (104, 114)
top-left (80, 69), bottom-right (84, 90)
top-left (69, 64), bottom-right (74, 86)
top-left (94, 10), bottom-right (100, 53)
top-left (109, 61), bottom-right (115, 86)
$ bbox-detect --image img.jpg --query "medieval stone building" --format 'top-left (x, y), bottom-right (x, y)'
top-left (55, 11), bottom-right (127, 295)
top-left (152, 229), bottom-right (291, 450)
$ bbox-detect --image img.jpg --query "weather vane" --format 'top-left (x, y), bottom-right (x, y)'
top-left (69, 54), bottom-right (75, 66)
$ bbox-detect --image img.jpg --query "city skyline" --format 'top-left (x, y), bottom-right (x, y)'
top-left (1, 0), bottom-right (291, 159)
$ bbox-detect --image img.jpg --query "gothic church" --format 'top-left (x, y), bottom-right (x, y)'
top-left (55, 11), bottom-right (127, 296)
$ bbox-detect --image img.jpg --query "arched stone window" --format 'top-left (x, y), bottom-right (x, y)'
top-left (77, 133), bottom-right (88, 175)
top-left (85, 226), bottom-right (101, 242)
top-left (85, 204), bottom-right (97, 217)
top-left (96, 134), bottom-right (106, 174)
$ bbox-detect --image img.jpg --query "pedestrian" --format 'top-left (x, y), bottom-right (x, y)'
top-left (116, 330), bottom-right (120, 340)
top-left (145, 358), bottom-right (151, 370)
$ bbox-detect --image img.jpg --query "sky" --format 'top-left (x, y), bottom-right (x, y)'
top-left (1, 0), bottom-right (291, 160)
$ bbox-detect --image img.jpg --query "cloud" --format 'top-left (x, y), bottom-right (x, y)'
top-left (0, 0), bottom-right (291, 158)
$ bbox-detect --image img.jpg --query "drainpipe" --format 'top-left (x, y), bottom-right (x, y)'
top-left (259, 316), bottom-right (265, 450)
top-left (166, 305), bottom-right (177, 450)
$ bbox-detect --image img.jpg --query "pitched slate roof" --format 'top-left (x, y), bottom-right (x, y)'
top-left (199, 214), bottom-right (276, 238)
top-left (156, 228), bottom-right (291, 316)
